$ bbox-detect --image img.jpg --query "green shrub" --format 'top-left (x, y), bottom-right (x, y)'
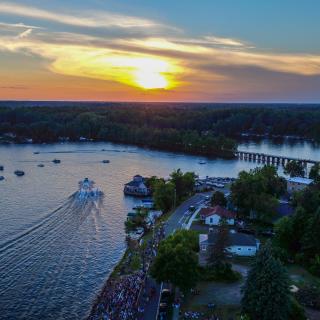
top-left (289, 297), bottom-right (307, 320)
top-left (199, 263), bottom-right (242, 282)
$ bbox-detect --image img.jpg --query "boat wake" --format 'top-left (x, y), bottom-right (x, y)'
top-left (0, 193), bottom-right (104, 319)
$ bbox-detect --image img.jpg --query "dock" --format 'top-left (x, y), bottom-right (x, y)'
top-left (235, 150), bottom-right (319, 167)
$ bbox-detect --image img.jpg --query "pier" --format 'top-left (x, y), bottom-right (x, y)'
top-left (235, 150), bottom-right (319, 167)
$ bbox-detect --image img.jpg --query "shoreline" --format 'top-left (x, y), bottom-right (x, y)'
top-left (86, 247), bottom-right (128, 319)
top-left (86, 207), bottom-right (175, 319)
top-left (0, 139), bottom-right (237, 159)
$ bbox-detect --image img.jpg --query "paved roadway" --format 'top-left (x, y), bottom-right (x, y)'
top-left (141, 192), bottom-right (211, 320)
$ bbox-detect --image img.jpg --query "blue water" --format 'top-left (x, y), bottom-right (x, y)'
top-left (0, 140), bottom-right (318, 319)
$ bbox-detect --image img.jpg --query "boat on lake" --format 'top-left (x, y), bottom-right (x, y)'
top-left (14, 170), bottom-right (25, 176)
top-left (77, 178), bottom-right (102, 200)
top-left (52, 159), bottom-right (61, 164)
top-left (38, 164), bottom-right (45, 167)
top-left (198, 160), bottom-right (207, 165)
top-left (0, 176), bottom-right (4, 181)
top-left (0, 165), bottom-right (3, 171)
top-left (102, 160), bottom-right (110, 163)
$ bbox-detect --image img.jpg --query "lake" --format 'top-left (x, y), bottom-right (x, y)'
top-left (0, 139), bottom-right (318, 319)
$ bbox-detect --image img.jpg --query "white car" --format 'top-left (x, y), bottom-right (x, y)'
top-left (214, 183), bottom-right (224, 188)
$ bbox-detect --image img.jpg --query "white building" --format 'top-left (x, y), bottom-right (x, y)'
top-left (123, 175), bottom-right (151, 196)
top-left (199, 206), bottom-right (236, 226)
top-left (286, 177), bottom-right (313, 193)
top-left (198, 230), bottom-right (259, 266)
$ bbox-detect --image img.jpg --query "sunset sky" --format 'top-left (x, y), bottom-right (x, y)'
top-left (0, 0), bottom-right (320, 102)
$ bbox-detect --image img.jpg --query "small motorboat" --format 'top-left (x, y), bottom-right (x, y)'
top-left (52, 159), bottom-right (61, 164)
top-left (77, 178), bottom-right (102, 200)
top-left (198, 160), bottom-right (207, 165)
top-left (38, 164), bottom-right (45, 167)
top-left (0, 165), bottom-right (3, 171)
top-left (34, 152), bottom-right (39, 154)
top-left (14, 170), bottom-right (25, 176)
top-left (0, 176), bottom-right (4, 181)
top-left (102, 160), bottom-right (110, 163)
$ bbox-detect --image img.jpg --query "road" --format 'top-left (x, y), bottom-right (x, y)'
top-left (141, 192), bottom-right (210, 320)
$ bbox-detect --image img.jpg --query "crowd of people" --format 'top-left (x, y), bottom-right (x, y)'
top-left (88, 224), bottom-right (166, 320)
top-left (89, 271), bottom-right (145, 320)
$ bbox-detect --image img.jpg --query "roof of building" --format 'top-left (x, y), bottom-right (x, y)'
top-left (199, 205), bottom-right (236, 219)
top-left (200, 231), bottom-right (257, 247)
top-left (125, 180), bottom-right (147, 187)
top-left (286, 177), bottom-right (313, 185)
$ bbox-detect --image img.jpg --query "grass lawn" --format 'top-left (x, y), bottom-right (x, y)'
top-left (180, 303), bottom-right (241, 319)
top-left (180, 276), bottom-right (243, 319)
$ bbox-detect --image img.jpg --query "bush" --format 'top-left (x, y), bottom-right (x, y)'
top-left (199, 263), bottom-right (242, 282)
top-left (289, 297), bottom-right (307, 320)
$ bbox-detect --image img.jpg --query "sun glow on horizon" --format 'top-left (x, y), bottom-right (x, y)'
top-left (41, 46), bottom-right (178, 90)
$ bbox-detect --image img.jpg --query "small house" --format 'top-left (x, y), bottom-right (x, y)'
top-left (286, 177), bottom-right (313, 193)
top-left (124, 175), bottom-right (151, 196)
top-left (199, 230), bottom-right (259, 266)
top-left (199, 205), bottom-right (236, 226)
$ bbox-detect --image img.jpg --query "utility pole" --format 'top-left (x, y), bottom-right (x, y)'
top-left (173, 187), bottom-right (177, 208)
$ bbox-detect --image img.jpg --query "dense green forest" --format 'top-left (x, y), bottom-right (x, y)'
top-left (0, 103), bottom-right (319, 157)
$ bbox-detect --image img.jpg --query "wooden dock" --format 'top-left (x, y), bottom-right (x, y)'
top-left (235, 150), bottom-right (319, 167)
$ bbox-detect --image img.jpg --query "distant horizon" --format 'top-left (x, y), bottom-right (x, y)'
top-left (0, 100), bottom-right (319, 105)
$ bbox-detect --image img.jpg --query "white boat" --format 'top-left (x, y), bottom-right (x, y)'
top-left (77, 178), bottom-right (102, 200)
top-left (198, 160), bottom-right (207, 165)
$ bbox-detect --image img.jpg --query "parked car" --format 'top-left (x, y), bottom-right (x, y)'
top-left (158, 288), bottom-right (171, 319)
top-left (260, 230), bottom-right (275, 237)
top-left (213, 183), bottom-right (224, 188)
top-left (160, 288), bottom-right (171, 303)
top-left (158, 302), bottom-right (168, 319)
top-left (238, 228), bottom-right (255, 235)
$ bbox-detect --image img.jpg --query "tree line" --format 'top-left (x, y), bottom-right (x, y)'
top-left (1, 104), bottom-right (320, 157)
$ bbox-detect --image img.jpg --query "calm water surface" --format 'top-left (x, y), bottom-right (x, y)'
top-left (0, 140), bottom-right (318, 319)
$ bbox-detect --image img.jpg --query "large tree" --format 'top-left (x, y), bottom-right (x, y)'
top-left (284, 160), bottom-right (305, 177)
top-left (153, 179), bottom-right (175, 212)
top-left (150, 230), bottom-right (199, 292)
top-left (211, 191), bottom-right (227, 207)
top-left (242, 242), bottom-right (290, 320)
top-left (231, 165), bottom-right (284, 222)
top-left (309, 163), bottom-right (320, 182)
top-left (170, 169), bottom-right (196, 201)
top-left (207, 220), bottom-right (229, 267)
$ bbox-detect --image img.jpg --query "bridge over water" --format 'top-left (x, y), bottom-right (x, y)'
top-left (235, 150), bottom-right (319, 167)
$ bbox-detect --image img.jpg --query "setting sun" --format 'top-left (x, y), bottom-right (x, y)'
top-left (135, 70), bottom-right (168, 89)
top-left (133, 58), bottom-right (170, 89)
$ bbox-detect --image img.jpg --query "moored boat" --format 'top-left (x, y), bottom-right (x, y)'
top-left (52, 159), bottom-right (61, 164)
top-left (102, 160), bottom-right (110, 163)
top-left (0, 165), bottom-right (4, 171)
top-left (38, 164), bottom-right (45, 167)
top-left (0, 176), bottom-right (4, 181)
top-left (14, 170), bottom-right (25, 176)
